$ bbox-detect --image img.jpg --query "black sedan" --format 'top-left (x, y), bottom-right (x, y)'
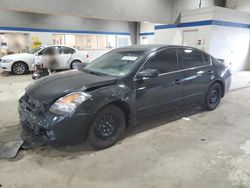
top-left (18, 45), bottom-right (231, 149)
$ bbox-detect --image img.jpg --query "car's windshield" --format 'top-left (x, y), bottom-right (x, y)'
top-left (30, 46), bottom-right (44, 54)
top-left (84, 50), bottom-right (148, 77)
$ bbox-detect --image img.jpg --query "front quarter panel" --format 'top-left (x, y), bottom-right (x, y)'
top-left (76, 83), bottom-right (135, 122)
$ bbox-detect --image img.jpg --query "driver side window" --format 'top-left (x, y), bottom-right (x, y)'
top-left (142, 48), bottom-right (178, 74)
top-left (40, 47), bottom-right (57, 55)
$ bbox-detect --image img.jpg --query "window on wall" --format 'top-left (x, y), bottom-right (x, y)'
top-left (97, 35), bottom-right (107, 49)
top-left (117, 36), bottom-right (130, 48)
top-left (53, 34), bottom-right (65, 45)
top-left (106, 36), bottom-right (116, 49)
top-left (0, 33), bottom-right (29, 57)
top-left (65, 35), bottom-right (76, 48)
top-left (85, 35), bottom-right (98, 49)
top-left (52, 34), bottom-right (129, 50)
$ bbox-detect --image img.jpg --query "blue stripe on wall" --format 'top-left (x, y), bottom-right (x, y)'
top-left (212, 20), bottom-right (250, 29)
top-left (0, 26), bottom-right (130, 35)
top-left (179, 20), bottom-right (213, 27)
top-left (139, 32), bottom-right (155, 36)
top-left (155, 24), bottom-right (178, 30)
top-left (155, 20), bottom-right (250, 30)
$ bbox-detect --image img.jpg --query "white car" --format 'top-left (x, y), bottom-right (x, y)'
top-left (0, 45), bottom-right (89, 75)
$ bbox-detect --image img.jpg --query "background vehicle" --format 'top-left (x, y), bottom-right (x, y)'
top-left (0, 46), bottom-right (44, 75)
top-left (19, 45), bottom-right (231, 150)
top-left (0, 45), bottom-right (89, 75)
top-left (34, 45), bottom-right (89, 70)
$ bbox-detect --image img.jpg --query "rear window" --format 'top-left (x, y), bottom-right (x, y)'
top-left (181, 49), bottom-right (204, 69)
top-left (202, 53), bottom-right (212, 65)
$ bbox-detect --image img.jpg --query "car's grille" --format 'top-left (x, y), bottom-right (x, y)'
top-left (19, 94), bottom-right (47, 134)
top-left (19, 94), bottom-right (46, 118)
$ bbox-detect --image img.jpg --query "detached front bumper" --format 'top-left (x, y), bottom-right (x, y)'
top-left (18, 100), bottom-right (95, 144)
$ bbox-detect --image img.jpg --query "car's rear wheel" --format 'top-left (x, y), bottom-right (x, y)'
top-left (87, 105), bottom-right (126, 150)
top-left (12, 62), bottom-right (28, 75)
top-left (70, 60), bottom-right (81, 69)
top-left (203, 83), bottom-right (222, 111)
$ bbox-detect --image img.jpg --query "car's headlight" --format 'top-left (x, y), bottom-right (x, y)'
top-left (1, 59), bottom-right (12, 63)
top-left (49, 92), bottom-right (91, 115)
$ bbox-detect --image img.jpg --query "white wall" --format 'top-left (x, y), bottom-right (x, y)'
top-left (172, 0), bottom-right (215, 22)
top-left (153, 6), bottom-right (250, 71)
top-left (209, 25), bottom-right (250, 70)
top-left (226, 0), bottom-right (250, 13)
top-left (211, 6), bottom-right (250, 71)
top-left (139, 23), bottom-right (156, 44)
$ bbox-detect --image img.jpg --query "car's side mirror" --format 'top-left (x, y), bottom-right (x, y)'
top-left (137, 69), bottom-right (159, 79)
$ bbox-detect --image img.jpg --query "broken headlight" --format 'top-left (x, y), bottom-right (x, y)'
top-left (49, 92), bottom-right (91, 115)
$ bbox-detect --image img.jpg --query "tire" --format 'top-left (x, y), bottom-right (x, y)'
top-left (203, 83), bottom-right (222, 111)
top-left (12, 62), bottom-right (28, 75)
top-left (87, 105), bottom-right (126, 150)
top-left (70, 60), bottom-right (81, 69)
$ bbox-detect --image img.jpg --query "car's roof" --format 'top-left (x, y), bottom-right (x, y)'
top-left (117, 44), bottom-right (201, 52)
top-left (41, 45), bottom-right (76, 49)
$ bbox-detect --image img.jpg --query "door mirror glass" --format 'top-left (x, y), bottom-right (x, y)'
top-left (137, 69), bottom-right (159, 79)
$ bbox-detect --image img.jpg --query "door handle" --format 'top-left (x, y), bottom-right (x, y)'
top-left (207, 70), bottom-right (214, 75)
top-left (172, 79), bottom-right (182, 85)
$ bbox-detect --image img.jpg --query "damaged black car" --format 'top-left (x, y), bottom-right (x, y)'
top-left (18, 45), bottom-right (231, 149)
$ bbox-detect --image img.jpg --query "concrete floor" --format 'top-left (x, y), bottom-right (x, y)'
top-left (0, 71), bottom-right (250, 188)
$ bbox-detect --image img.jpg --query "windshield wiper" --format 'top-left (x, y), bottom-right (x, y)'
top-left (83, 69), bottom-right (109, 77)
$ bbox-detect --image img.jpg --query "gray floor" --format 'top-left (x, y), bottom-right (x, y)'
top-left (0, 71), bottom-right (250, 188)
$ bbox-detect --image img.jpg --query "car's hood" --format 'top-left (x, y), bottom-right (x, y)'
top-left (2, 53), bottom-right (34, 60)
top-left (26, 70), bottom-right (118, 103)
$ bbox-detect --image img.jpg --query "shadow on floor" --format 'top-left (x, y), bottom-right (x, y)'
top-left (0, 106), bottom-right (204, 159)
top-left (48, 106), bottom-right (204, 154)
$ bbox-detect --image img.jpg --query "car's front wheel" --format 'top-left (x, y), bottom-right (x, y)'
top-left (12, 62), bottom-right (28, 75)
top-left (87, 105), bottom-right (126, 150)
top-left (203, 83), bottom-right (222, 111)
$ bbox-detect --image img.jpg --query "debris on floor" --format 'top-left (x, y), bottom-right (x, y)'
top-left (182, 117), bottom-right (190, 121)
top-left (240, 140), bottom-right (250, 155)
top-left (0, 140), bottom-right (24, 159)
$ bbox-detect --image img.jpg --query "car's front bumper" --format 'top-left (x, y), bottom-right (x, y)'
top-left (18, 99), bottom-right (95, 145)
top-left (0, 62), bottom-right (12, 72)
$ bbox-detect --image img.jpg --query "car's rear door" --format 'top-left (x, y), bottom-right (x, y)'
top-left (179, 48), bottom-right (214, 106)
top-left (58, 47), bottom-right (75, 69)
top-left (135, 48), bottom-right (183, 119)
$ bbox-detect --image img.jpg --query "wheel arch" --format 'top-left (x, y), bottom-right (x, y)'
top-left (11, 61), bottom-right (29, 72)
top-left (70, 59), bottom-right (82, 69)
top-left (211, 79), bottom-right (225, 98)
top-left (98, 100), bottom-right (132, 128)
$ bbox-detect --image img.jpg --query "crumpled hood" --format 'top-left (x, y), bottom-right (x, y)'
top-left (26, 70), bottom-right (118, 103)
top-left (2, 53), bottom-right (34, 60)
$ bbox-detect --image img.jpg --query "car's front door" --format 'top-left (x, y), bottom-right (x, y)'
top-left (135, 48), bottom-right (183, 119)
top-left (58, 47), bottom-right (75, 69)
top-left (179, 48), bottom-right (214, 106)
